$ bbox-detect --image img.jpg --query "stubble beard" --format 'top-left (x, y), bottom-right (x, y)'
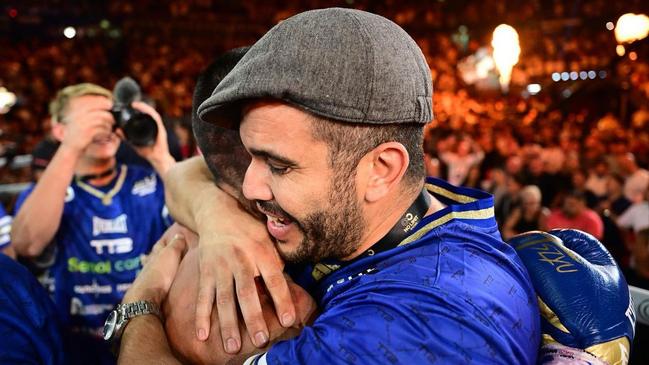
top-left (282, 171), bottom-right (365, 265)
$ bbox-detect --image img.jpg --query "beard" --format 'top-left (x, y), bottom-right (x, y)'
top-left (258, 171), bottom-right (365, 265)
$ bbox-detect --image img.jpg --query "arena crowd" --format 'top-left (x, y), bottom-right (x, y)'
top-left (0, 1), bottom-right (647, 364)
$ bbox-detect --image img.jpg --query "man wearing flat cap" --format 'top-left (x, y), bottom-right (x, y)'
top-left (116, 8), bottom-right (540, 364)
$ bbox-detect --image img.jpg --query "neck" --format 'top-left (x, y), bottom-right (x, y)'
top-left (343, 184), bottom-right (445, 261)
top-left (76, 157), bottom-right (118, 186)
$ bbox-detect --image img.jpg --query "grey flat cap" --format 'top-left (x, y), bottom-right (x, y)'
top-left (198, 7), bottom-right (432, 127)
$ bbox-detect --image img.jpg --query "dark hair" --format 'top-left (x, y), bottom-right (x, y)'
top-left (192, 47), bottom-right (251, 192)
top-left (309, 116), bottom-right (425, 189)
top-left (191, 46), bottom-right (250, 124)
top-left (565, 189), bottom-right (586, 201)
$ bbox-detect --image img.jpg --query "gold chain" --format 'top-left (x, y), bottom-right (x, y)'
top-left (75, 165), bottom-right (128, 205)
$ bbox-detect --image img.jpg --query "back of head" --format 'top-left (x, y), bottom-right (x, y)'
top-left (49, 83), bottom-right (111, 123)
top-left (191, 47), bottom-right (252, 192)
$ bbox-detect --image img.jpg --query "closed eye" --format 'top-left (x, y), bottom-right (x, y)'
top-left (269, 164), bottom-right (291, 175)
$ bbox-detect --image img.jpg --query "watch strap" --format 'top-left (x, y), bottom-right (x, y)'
top-left (122, 300), bottom-right (160, 320)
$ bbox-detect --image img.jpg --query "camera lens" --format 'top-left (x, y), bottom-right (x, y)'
top-left (121, 112), bottom-right (158, 147)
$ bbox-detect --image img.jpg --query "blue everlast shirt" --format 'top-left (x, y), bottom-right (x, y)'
top-left (14, 164), bottom-right (171, 364)
top-left (251, 177), bottom-right (540, 365)
top-left (0, 253), bottom-right (64, 365)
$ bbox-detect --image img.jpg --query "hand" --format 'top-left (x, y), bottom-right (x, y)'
top-left (508, 229), bottom-right (636, 365)
top-left (123, 224), bottom-right (191, 306)
top-left (163, 247), bottom-right (318, 365)
top-left (129, 101), bottom-right (175, 175)
top-left (194, 201), bottom-right (296, 354)
top-left (59, 96), bottom-right (114, 154)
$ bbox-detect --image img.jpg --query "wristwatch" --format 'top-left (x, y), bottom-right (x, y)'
top-left (103, 300), bottom-right (160, 342)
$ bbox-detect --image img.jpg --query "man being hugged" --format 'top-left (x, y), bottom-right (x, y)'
top-left (12, 83), bottom-right (175, 364)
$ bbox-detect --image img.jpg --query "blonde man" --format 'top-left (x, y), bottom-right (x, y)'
top-left (12, 83), bottom-right (175, 364)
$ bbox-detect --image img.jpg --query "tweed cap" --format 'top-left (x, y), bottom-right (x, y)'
top-left (198, 7), bottom-right (432, 127)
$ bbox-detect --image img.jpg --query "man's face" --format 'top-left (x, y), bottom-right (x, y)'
top-left (562, 196), bottom-right (582, 218)
top-left (65, 95), bottom-right (120, 160)
top-left (240, 101), bottom-right (365, 264)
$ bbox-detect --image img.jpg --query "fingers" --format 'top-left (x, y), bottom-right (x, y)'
top-left (132, 101), bottom-right (162, 125)
top-left (259, 259), bottom-right (295, 328)
top-left (195, 257), bottom-right (216, 341)
top-left (232, 252), bottom-right (269, 348)
top-left (213, 266), bottom-right (241, 353)
top-left (132, 101), bottom-right (166, 139)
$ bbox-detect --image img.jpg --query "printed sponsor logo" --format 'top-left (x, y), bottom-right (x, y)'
top-left (73, 282), bottom-right (112, 295)
top-left (92, 214), bottom-right (128, 236)
top-left (132, 174), bottom-right (157, 196)
top-left (90, 237), bottom-right (133, 255)
top-left (116, 283), bottom-right (132, 292)
top-left (400, 212), bottom-right (420, 232)
top-left (326, 267), bottom-right (378, 293)
top-left (70, 297), bottom-right (114, 316)
top-left (67, 256), bottom-right (142, 274)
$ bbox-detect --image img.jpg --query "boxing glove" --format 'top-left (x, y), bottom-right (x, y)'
top-left (508, 229), bottom-right (636, 365)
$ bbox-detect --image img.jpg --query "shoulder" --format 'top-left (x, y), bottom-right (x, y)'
top-left (0, 255), bottom-right (63, 364)
top-left (268, 281), bottom-right (536, 364)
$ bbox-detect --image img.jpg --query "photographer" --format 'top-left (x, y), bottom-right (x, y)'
top-left (11, 83), bottom-right (174, 364)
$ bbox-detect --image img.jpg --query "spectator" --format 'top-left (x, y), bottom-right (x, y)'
top-left (585, 159), bottom-right (609, 199)
top-left (496, 172), bottom-right (525, 226)
top-left (547, 190), bottom-right (604, 239)
top-left (618, 153), bottom-right (649, 204)
top-left (617, 187), bottom-right (649, 283)
top-left (11, 83), bottom-right (175, 364)
top-left (599, 174), bottom-right (632, 218)
top-left (502, 185), bottom-right (549, 240)
top-left (439, 135), bottom-right (484, 186)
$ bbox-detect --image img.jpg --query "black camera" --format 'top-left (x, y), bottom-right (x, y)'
top-left (110, 77), bottom-right (158, 147)
top-left (110, 104), bottom-right (158, 147)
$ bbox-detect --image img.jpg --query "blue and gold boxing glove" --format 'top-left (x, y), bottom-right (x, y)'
top-left (508, 229), bottom-right (636, 365)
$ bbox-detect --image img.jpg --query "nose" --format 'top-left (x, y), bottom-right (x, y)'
top-left (242, 158), bottom-right (273, 202)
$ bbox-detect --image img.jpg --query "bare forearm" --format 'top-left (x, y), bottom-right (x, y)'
top-left (163, 157), bottom-right (260, 231)
top-left (12, 145), bottom-right (79, 256)
top-left (118, 316), bottom-right (181, 365)
top-left (164, 157), bottom-right (223, 231)
top-left (150, 154), bottom-right (177, 178)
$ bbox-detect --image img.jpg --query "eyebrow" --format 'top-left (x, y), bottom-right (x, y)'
top-left (248, 148), bottom-right (297, 166)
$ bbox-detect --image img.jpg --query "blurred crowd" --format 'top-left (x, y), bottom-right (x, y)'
top-left (1, 0), bottom-right (648, 282)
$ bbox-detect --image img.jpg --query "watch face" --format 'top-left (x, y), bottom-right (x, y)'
top-left (103, 310), bottom-right (118, 341)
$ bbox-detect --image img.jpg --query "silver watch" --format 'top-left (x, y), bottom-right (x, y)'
top-left (103, 300), bottom-right (160, 342)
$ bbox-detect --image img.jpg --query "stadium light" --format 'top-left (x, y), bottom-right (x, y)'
top-left (0, 87), bottom-right (17, 114)
top-left (614, 13), bottom-right (649, 43)
top-left (526, 84), bottom-right (541, 95)
top-left (63, 26), bottom-right (77, 39)
top-left (491, 24), bottom-right (520, 92)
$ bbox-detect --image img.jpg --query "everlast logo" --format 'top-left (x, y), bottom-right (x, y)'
top-left (400, 213), bottom-right (419, 233)
top-left (93, 214), bottom-right (128, 236)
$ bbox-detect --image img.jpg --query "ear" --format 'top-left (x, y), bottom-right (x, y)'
top-left (51, 122), bottom-right (65, 142)
top-left (361, 142), bottom-right (409, 203)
